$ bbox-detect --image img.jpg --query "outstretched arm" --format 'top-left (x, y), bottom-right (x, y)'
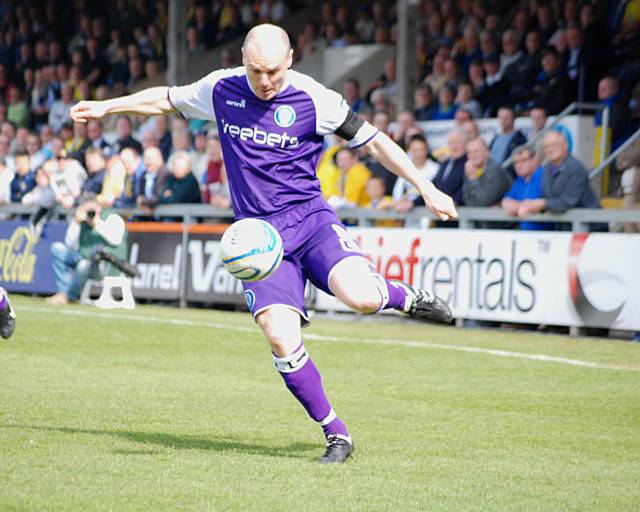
top-left (70, 87), bottom-right (176, 123)
top-left (362, 131), bottom-right (458, 221)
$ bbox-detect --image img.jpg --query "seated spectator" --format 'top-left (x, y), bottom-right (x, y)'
top-left (420, 128), bottom-right (467, 206)
top-left (47, 194), bottom-right (127, 305)
top-left (10, 151), bottom-right (35, 202)
top-left (430, 85), bottom-right (457, 120)
top-left (365, 175), bottom-right (393, 210)
top-left (318, 146), bottom-right (371, 209)
top-left (463, 138), bottom-right (512, 207)
top-left (455, 81), bottom-right (482, 119)
top-left (530, 46), bottom-right (572, 115)
top-left (615, 138), bottom-right (640, 233)
top-left (477, 55), bottom-right (509, 116)
top-left (414, 84), bottom-right (435, 121)
top-left (499, 30), bottom-right (524, 78)
top-left (87, 120), bottom-right (112, 155)
top-left (0, 157), bottom-right (14, 204)
top-left (596, 76), bottom-right (631, 152)
top-left (80, 147), bottom-right (107, 199)
top-left (521, 131), bottom-right (599, 216)
top-left (50, 148), bottom-right (88, 208)
top-left (529, 106), bottom-right (548, 161)
top-left (114, 148), bottom-right (144, 208)
top-left (343, 78), bottom-right (369, 114)
top-left (202, 135), bottom-right (231, 208)
top-left (98, 156), bottom-right (126, 207)
top-left (137, 146), bottom-right (170, 208)
top-left (503, 30), bottom-right (542, 107)
top-left (392, 111), bottom-right (416, 147)
top-left (26, 133), bottom-right (46, 172)
top-left (501, 145), bottom-right (552, 230)
top-left (21, 166), bottom-right (50, 206)
top-left (111, 115), bottom-right (143, 154)
top-left (489, 106), bottom-right (527, 166)
top-left (49, 82), bottom-right (74, 132)
top-left (393, 135), bottom-right (439, 209)
top-left (68, 122), bottom-right (92, 167)
top-left (7, 87), bottom-right (29, 129)
top-left (422, 52), bottom-right (447, 95)
top-left (191, 131), bottom-right (209, 181)
top-left (156, 151), bottom-right (201, 205)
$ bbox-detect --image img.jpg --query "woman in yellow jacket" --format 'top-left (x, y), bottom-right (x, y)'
top-left (316, 145), bottom-right (371, 208)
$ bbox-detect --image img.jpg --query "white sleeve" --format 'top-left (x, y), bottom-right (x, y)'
top-left (95, 214), bottom-right (126, 246)
top-left (307, 79), bottom-right (379, 148)
top-left (168, 70), bottom-right (223, 121)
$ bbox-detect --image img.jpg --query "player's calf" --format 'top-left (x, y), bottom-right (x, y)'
top-left (0, 288), bottom-right (16, 339)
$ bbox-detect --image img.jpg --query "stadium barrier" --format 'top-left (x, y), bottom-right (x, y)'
top-left (1, 205), bottom-right (639, 334)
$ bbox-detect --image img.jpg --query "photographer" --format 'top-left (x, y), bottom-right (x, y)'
top-left (47, 193), bottom-right (127, 306)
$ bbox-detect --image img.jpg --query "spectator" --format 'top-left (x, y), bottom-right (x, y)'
top-left (477, 55), bottom-right (509, 116)
top-left (0, 157), bottom-right (14, 204)
top-left (430, 84), bottom-right (457, 120)
top-left (48, 82), bottom-right (74, 132)
top-left (424, 128), bottom-right (467, 206)
top-left (47, 195), bottom-right (127, 305)
top-left (157, 150), bottom-right (202, 205)
top-left (423, 52), bottom-right (447, 95)
top-left (501, 145), bottom-right (552, 230)
top-left (393, 136), bottom-right (439, 209)
top-left (535, 3), bottom-right (557, 44)
top-left (414, 84), bottom-right (435, 121)
top-left (365, 175), bottom-right (393, 210)
top-left (453, 27), bottom-right (483, 75)
top-left (463, 137), bottom-right (512, 207)
top-left (529, 107), bottom-right (548, 140)
top-left (318, 146), bottom-right (371, 209)
top-left (68, 122), bottom-right (92, 166)
top-left (531, 46), bottom-right (572, 115)
top-left (455, 81), bottom-right (482, 119)
top-left (489, 106), bottom-right (527, 166)
top-left (565, 24), bottom-right (590, 98)
top-left (10, 151), bottom-right (35, 202)
top-left (97, 156), bottom-right (126, 207)
top-left (392, 111), bottom-right (416, 147)
top-left (114, 147), bottom-right (144, 208)
top-left (202, 135), bottom-right (231, 208)
top-left (25, 133), bottom-right (46, 171)
top-left (85, 37), bottom-right (109, 87)
top-left (87, 120), bottom-right (112, 154)
top-left (138, 146), bottom-right (169, 208)
top-left (80, 147), bottom-right (107, 198)
top-left (112, 115), bottom-right (143, 154)
top-left (522, 131), bottom-right (599, 216)
top-left (343, 78), bottom-right (368, 114)
top-left (7, 86), bottom-right (29, 128)
top-left (615, 139), bottom-right (640, 233)
top-left (596, 76), bottom-right (631, 152)
top-left (154, 115), bottom-right (173, 161)
top-left (21, 166), bottom-right (50, 206)
top-left (499, 30), bottom-right (524, 78)
top-left (504, 30), bottom-right (542, 107)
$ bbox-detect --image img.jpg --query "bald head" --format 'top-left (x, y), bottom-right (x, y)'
top-left (242, 24), bottom-right (292, 101)
top-left (243, 24), bottom-right (291, 56)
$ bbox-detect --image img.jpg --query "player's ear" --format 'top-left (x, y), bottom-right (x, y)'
top-left (287, 49), bottom-right (293, 69)
top-left (241, 46), bottom-right (246, 66)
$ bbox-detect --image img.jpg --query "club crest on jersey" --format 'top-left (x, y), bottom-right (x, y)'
top-left (274, 105), bottom-right (296, 128)
top-left (244, 290), bottom-right (256, 310)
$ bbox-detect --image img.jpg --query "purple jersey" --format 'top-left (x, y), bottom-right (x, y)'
top-left (168, 67), bottom-right (378, 217)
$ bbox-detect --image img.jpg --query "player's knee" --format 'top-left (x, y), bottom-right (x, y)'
top-left (256, 309), bottom-right (301, 357)
top-left (51, 241), bottom-right (66, 259)
top-left (342, 292), bottom-right (381, 314)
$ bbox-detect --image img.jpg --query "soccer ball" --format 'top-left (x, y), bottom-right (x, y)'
top-left (220, 218), bottom-right (284, 282)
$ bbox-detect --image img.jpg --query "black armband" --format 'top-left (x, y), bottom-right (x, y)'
top-left (334, 110), bottom-right (364, 140)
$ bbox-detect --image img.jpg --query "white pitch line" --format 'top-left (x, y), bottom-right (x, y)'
top-left (20, 305), bottom-right (639, 373)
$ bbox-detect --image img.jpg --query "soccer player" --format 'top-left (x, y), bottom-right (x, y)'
top-left (0, 288), bottom-right (16, 339)
top-left (70, 24), bottom-right (458, 464)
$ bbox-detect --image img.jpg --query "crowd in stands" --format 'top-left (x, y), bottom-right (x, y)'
top-left (0, 1), bottom-right (639, 233)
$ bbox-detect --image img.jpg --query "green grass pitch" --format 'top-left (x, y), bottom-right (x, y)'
top-left (1, 296), bottom-right (639, 511)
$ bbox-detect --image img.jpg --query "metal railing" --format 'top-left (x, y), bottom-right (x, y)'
top-left (589, 126), bottom-right (640, 180)
top-left (3, 204), bottom-right (639, 233)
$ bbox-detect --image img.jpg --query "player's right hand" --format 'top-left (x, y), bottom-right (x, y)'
top-left (422, 187), bottom-right (458, 222)
top-left (70, 101), bottom-right (109, 123)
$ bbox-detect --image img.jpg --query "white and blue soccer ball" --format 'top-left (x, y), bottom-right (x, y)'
top-left (220, 218), bottom-right (284, 282)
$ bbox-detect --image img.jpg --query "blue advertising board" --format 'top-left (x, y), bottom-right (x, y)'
top-left (0, 220), bottom-right (67, 294)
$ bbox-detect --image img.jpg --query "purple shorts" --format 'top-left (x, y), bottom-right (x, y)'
top-left (242, 196), bottom-right (364, 324)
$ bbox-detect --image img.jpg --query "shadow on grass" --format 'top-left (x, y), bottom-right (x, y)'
top-left (3, 424), bottom-right (317, 459)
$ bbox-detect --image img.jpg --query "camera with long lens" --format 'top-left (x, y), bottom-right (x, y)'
top-left (93, 247), bottom-right (140, 278)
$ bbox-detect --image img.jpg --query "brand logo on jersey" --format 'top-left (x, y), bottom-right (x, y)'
top-left (274, 105), bottom-right (296, 128)
top-left (226, 99), bottom-right (246, 108)
top-left (221, 119), bottom-right (299, 149)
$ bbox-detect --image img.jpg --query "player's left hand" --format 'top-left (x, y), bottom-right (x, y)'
top-left (421, 187), bottom-right (458, 221)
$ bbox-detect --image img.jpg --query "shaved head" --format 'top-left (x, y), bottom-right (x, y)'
top-left (242, 24), bottom-right (293, 101)
top-left (243, 24), bottom-right (291, 57)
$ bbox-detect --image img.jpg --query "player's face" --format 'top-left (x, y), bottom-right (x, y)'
top-left (244, 48), bottom-right (292, 101)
